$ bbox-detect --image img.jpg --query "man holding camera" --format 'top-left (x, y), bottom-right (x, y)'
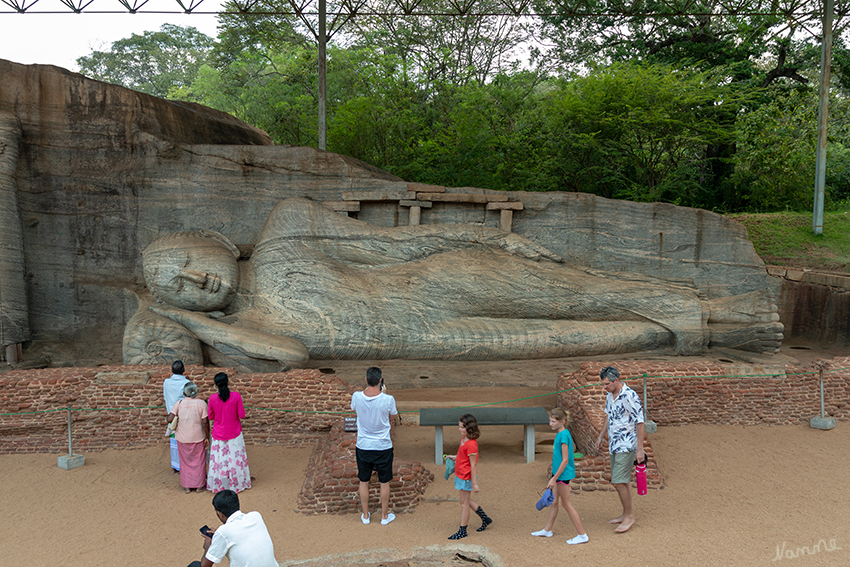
top-left (350, 366), bottom-right (398, 526)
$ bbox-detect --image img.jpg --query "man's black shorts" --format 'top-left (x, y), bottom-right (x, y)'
top-left (355, 447), bottom-right (394, 483)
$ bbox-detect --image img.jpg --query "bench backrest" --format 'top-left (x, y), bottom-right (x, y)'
top-left (419, 407), bottom-right (549, 427)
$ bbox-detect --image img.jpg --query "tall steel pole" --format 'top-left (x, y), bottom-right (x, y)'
top-left (813, 0), bottom-right (834, 235)
top-left (318, 0), bottom-right (327, 150)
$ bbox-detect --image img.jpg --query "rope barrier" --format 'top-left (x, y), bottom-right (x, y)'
top-left (2, 366), bottom-right (849, 418)
top-left (0, 405), bottom-right (165, 417)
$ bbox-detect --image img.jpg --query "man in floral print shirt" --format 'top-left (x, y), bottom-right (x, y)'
top-left (595, 366), bottom-right (645, 533)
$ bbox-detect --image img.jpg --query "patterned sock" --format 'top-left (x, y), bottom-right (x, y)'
top-left (475, 507), bottom-right (492, 532)
top-left (448, 525), bottom-right (468, 540)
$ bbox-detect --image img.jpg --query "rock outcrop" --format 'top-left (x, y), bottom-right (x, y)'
top-left (0, 59), bottom-right (780, 365)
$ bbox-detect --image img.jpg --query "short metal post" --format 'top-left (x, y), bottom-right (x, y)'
top-left (810, 362), bottom-right (835, 430)
top-left (57, 405), bottom-right (85, 470)
top-left (67, 405), bottom-right (73, 455)
top-left (643, 373), bottom-right (657, 433)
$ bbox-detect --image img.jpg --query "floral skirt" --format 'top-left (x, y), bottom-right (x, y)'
top-left (207, 433), bottom-right (251, 493)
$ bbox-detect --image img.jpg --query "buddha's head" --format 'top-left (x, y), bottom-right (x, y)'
top-left (143, 230), bottom-right (240, 312)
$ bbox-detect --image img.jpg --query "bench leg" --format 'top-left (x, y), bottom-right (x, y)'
top-left (524, 425), bottom-right (535, 463)
top-left (435, 426), bottom-right (443, 465)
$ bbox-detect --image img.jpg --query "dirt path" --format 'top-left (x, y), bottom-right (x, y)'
top-left (4, 388), bottom-right (848, 566)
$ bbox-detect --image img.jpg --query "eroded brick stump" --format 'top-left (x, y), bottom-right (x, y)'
top-left (297, 421), bottom-right (434, 515)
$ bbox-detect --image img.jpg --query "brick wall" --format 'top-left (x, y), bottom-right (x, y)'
top-left (296, 421), bottom-right (434, 515)
top-left (0, 364), bottom-right (434, 515)
top-left (5, 357), bottom-right (847, 504)
top-left (0, 365), bottom-right (352, 454)
top-left (558, 358), bottom-right (850, 493)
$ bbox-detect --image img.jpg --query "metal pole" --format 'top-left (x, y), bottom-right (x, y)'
top-left (67, 404), bottom-right (73, 455)
top-left (642, 372), bottom-right (658, 433)
top-left (317, 0), bottom-right (327, 150)
top-left (810, 361), bottom-right (834, 430)
top-left (813, 0), bottom-right (834, 235)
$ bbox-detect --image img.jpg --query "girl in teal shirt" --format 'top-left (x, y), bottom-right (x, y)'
top-left (531, 408), bottom-right (588, 544)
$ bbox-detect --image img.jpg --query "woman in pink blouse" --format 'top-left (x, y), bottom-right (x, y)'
top-left (168, 382), bottom-right (209, 493)
top-left (206, 372), bottom-right (251, 493)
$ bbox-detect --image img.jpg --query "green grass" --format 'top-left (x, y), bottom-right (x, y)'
top-left (727, 209), bottom-right (850, 273)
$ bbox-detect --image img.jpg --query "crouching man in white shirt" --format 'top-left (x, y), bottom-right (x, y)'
top-left (190, 489), bottom-right (277, 567)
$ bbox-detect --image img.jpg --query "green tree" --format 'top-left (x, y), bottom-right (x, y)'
top-left (532, 0), bottom-right (846, 86)
top-left (174, 43), bottom-right (322, 146)
top-left (535, 63), bottom-right (745, 207)
top-left (531, 0), bottom-right (850, 207)
top-left (733, 87), bottom-right (850, 211)
top-left (76, 24), bottom-right (214, 98)
top-left (351, 0), bottom-right (533, 88)
top-left (327, 49), bottom-right (424, 172)
top-left (329, 63), bottom-right (550, 189)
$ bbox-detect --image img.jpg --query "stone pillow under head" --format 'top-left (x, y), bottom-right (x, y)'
top-left (123, 308), bottom-right (202, 366)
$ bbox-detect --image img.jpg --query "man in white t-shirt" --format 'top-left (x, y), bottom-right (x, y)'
top-left (350, 366), bottom-right (398, 526)
top-left (163, 360), bottom-right (190, 472)
top-left (191, 489), bottom-right (277, 567)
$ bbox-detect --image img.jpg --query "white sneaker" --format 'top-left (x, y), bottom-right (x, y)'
top-left (567, 534), bottom-right (589, 545)
top-left (531, 529), bottom-right (553, 537)
top-left (361, 513), bottom-right (370, 525)
top-left (381, 513), bottom-right (396, 526)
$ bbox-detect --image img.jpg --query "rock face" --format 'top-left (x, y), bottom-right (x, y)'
top-left (0, 111), bottom-right (29, 349)
top-left (0, 58), bottom-right (781, 365)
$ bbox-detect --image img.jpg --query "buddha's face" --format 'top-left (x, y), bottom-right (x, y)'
top-left (143, 233), bottom-right (239, 312)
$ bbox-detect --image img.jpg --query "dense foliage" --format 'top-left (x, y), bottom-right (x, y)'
top-left (76, 4), bottom-right (850, 212)
top-left (77, 23), bottom-right (214, 98)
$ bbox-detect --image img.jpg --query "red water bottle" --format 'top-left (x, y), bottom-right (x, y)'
top-left (634, 457), bottom-right (647, 496)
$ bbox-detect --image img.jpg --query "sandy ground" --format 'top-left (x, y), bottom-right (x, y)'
top-left (4, 379), bottom-right (849, 567)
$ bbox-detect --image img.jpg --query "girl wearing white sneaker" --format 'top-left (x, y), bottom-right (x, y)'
top-left (531, 408), bottom-right (588, 545)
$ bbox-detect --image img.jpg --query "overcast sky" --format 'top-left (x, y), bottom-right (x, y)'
top-left (0, 0), bottom-right (222, 72)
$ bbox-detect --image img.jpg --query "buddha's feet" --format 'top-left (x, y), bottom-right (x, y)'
top-left (707, 290), bottom-right (781, 325)
top-left (707, 290), bottom-right (784, 353)
top-left (708, 322), bottom-right (784, 353)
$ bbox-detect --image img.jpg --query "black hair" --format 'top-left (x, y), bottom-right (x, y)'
top-left (172, 360), bottom-right (185, 375)
top-left (214, 372), bottom-right (230, 403)
top-left (460, 413), bottom-right (480, 440)
top-left (212, 489), bottom-right (240, 518)
top-left (366, 366), bottom-right (382, 387)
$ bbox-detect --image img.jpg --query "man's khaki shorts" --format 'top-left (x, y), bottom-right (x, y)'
top-left (610, 451), bottom-right (635, 484)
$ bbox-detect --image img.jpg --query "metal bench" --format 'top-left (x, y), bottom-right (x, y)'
top-left (419, 407), bottom-right (549, 465)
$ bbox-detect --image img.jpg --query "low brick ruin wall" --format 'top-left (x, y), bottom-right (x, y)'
top-left (0, 364), bottom-right (434, 515)
top-left (297, 421), bottom-right (434, 516)
top-left (559, 358), bottom-right (850, 493)
top-left (5, 357), bottom-right (848, 507)
top-left (0, 365), bottom-right (353, 453)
